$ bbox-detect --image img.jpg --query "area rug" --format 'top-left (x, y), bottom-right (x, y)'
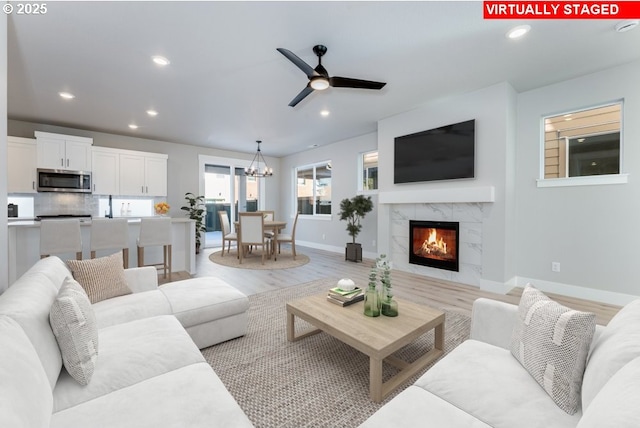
top-left (208, 250), bottom-right (309, 270)
top-left (201, 278), bottom-right (471, 427)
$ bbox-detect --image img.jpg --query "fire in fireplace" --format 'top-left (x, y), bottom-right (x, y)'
top-left (409, 220), bottom-right (459, 272)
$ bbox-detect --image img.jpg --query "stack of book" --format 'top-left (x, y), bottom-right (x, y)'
top-left (327, 286), bottom-right (364, 307)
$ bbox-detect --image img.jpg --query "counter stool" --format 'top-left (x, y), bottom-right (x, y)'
top-left (137, 217), bottom-right (172, 281)
top-left (90, 218), bottom-right (130, 268)
top-left (40, 219), bottom-right (83, 260)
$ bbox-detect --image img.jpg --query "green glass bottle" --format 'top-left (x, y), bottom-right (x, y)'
top-left (364, 284), bottom-right (380, 317)
top-left (364, 269), bottom-right (380, 317)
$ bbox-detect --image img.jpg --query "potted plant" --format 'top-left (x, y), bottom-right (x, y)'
top-left (338, 195), bottom-right (374, 262)
top-left (181, 192), bottom-right (207, 254)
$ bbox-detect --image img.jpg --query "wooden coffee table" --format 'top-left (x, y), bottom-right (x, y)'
top-left (286, 293), bottom-right (445, 402)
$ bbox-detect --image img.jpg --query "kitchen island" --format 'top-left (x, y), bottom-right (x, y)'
top-left (7, 217), bottom-right (195, 285)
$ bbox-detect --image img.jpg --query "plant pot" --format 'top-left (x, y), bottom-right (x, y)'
top-left (345, 243), bottom-right (363, 262)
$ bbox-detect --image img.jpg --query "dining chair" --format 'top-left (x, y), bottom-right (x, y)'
top-left (137, 217), bottom-right (172, 281)
top-left (275, 212), bottom-right (300, 260)
top-left (218, 211), bottom-right (238, 257)
top-left (90, 218), bottom-right (129, 268)
top-left (238, 212), bottom-right (270, 265)
top-left (40, 219), bottom-right (83, 260)
top-left (260, 211), bottom-right (275, 221)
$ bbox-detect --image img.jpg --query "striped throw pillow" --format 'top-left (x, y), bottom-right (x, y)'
top-left (510, 285), bottom-right (596, 414)
top-left (49, 277), bottom-right (99, 385)
top-left (66, 252), bottom-right (132, 304)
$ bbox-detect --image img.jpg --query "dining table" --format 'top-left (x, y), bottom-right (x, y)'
top-left (234, 219), bottom-right (287, 260)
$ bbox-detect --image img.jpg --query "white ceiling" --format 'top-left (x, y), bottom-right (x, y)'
top-left (7, 2), bottom-right (640, 157)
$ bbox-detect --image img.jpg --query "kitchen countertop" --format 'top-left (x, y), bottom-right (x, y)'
top-left (8, 217), bottom-right (193, 227)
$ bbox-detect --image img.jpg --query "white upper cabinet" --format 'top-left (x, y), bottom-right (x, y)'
top-left (7, 136), bottom-right (37, 193)
top-left (119, 151), bottom-right (168, 197)
top-left (91, 147), bottom-right (120, 195)
top-left (144, 156), bottom-right (168, 196)
top-left (35, 131), bottom-right (93, 171)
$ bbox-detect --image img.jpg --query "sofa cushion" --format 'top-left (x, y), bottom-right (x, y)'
top-left (66, 252), bottom-right (132, 304)
top-left (51, 363), bottom-right (254, 428)
top-left (0, 315), bottom-right (53, 428)
top-left (49, 277), bottom-right (99, 386)
top-left (510, 285), bottom-right (595, 414)
top-left (52, 315), bottom-right (204, 412)
top-left (418, 339), bottom-right (582, 428)
top-left (0, 269), bottom-right (63, 388)
top-left (577, 357), bottom-right (640, 428)
top-left (92, 290), bottom-right (172, 329)
top-left (359, 384), bottom-right (492, 428)
top-left (159, 277), bottom-right (249, 327)
top-left (581, 299), bottom-right (640, 410)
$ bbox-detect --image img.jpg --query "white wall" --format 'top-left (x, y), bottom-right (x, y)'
top-left (377, 82), bottom-right (517, 290)
top-left (1, 14), bottom-right (8, 292)
top-left (7, 120), bottom-right (281, 223)
top-left (279, 132), bottom-right (378, 257)
top-left (515, 59), bottom-right (640, 305)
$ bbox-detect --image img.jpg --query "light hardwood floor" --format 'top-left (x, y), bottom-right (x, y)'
top-left (173, 244), bottom-right (621, 325)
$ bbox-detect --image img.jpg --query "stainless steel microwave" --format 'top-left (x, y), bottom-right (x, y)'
top-left (37, 168), bottom-right (92, 193)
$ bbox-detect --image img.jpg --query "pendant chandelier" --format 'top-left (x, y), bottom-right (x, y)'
top-left (245, 140), bottom-right (273, 177)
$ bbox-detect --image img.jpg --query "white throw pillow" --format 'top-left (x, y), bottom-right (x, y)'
top-left (577, 357), bottom-right (640, 428)
top-left (49, 277), bottom-right (99, 385)
top-left (66, 251), bottom-right (132, 304)
top-left (581, 299), bottom-right (640, 410)
top-left (510, 285), bottom-right (596, 414)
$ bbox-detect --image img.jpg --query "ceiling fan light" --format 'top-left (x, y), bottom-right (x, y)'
top-left (310, 77), bottom-right (330, 90)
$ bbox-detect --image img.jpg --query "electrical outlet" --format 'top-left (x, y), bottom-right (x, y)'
top-left (551, 262), bottom-right (561, 272)
top-left (322, 233), bottom-right (325, 240)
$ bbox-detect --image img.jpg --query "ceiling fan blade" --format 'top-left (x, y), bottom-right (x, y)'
top-left (288, 85), bottom-right (315, 107)
top-left (329, 76), bottom-right (386, 90)
top-left (277, 48), bottom-right (317, 78)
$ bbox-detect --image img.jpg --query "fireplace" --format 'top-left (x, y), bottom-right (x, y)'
top-left (409, 220), bottom-right (459, 272)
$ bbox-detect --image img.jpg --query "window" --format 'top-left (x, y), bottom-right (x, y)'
top-left (540, 102), bottom-right (625, 187)
top-left (295, 162), bottom-right (332, 215)
top-left (359, 151), bottom-right (378, 192)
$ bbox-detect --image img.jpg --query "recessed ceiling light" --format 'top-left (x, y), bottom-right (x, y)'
top-left (309, 144), bottom-right (319, 148)
top-left (616, 20), bottom-right (639, 33)
top-left (506, 25), bottom-right (531, 39)
top-left (152, 55), bottom-right (170, 66)
top-left (128, 124), bottom-right (139, 130)
top-left (146, 109), bottom-right (158, 117)
top-left (320, 110), bottom-right (330, 117)
top-left (59, 92), bottom-right (75, 100)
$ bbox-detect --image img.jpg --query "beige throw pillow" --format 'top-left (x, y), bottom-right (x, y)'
top-left (510, 285), bottom-right (596, 414)
top-left (49, 277), bottom-right (99, 385)
top-left (67, 252), bottom-right (132, 304)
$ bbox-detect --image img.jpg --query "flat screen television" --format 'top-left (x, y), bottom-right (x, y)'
top-left (394, 119), bottom-right (475, 184)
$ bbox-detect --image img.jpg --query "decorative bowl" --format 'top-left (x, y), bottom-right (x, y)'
top-left (337, 278), bottom-right (356, 291)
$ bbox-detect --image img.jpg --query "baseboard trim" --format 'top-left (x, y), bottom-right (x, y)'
top-left (296, 240), bottom-right (377, 261)
top-left (516, 276), bottom-right (637, 306)
top-left (479, 277), bottom-right (516, 295)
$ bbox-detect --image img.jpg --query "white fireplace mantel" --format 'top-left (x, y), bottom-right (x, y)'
top-left (378, 186), bottom-right (495, 205)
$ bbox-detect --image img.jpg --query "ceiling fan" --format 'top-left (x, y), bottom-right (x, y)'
top-left (276, 44), bottom-right (386, 107)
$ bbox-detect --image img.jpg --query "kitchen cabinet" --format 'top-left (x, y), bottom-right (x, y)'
top-left (91, 147), bottom-right (120, 195)
top-left (119, 151), bottom-right (167, 197)
top-left (35, 131), bottom-right (93, 171)
top-left (7, 136), bottom-right (37, 193)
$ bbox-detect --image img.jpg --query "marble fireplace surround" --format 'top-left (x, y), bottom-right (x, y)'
top-left (379, 186), bottom-right (495, 287)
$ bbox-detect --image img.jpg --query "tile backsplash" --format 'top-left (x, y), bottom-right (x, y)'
top-left (9, 193), bottom-right (158, 218)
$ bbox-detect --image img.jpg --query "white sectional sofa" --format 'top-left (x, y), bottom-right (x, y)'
top-left (361, 296), bottom-right (640, 428)
top-left (0, 256), bottom-right (253, 428)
